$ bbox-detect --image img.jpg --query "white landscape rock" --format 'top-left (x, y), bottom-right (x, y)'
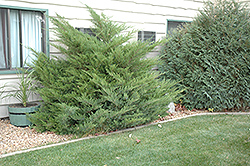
top-left (167, 102), bottom-right (175, 113)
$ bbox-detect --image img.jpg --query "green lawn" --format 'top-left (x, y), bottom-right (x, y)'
top-left (1, 115), bottom-right (249, 166)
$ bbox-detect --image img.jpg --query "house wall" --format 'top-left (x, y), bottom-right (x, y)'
top-left (1, 0), bottom-right (248, 118)
top-left (0, 0), bottom-right (205, 118)
top-left (240, 0), bottom-right (250, 5)
top-left (241, 0), bottom-right (250, 8)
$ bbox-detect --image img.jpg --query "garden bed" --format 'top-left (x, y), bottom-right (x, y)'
top-left (0, 106), bottom-right (206, 155)
top-left (2, 105), bottom-right (249, 156)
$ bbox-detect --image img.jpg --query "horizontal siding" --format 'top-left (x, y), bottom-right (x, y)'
top-left (45, 0), bottom-right (204, 58)
top-left (240, 0), bottom-right (250, 8)
top-left (0, 0), bottom-right (204, 118)
top-left (240, 0), bottom-right (250, 3)
top-left (2, 0), bottom-right (204, 31)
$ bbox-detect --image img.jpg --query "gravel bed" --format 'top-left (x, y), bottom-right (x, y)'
top-left (0, 118), bottom-right (73, 155)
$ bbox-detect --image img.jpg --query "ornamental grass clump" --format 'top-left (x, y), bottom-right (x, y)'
top-left (29, 6), bottom-right (181, 135)
top-left (159, 0), bottom-right (250, 111)
top-left (0, 68), bottom-right (36, 107)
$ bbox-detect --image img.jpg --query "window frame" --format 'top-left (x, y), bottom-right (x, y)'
top-left (166, 19), bottom-right (192, 34)
top-left (0, 5), bottom-right (49, 74)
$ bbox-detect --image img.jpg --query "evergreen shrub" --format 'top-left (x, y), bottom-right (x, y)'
top-left (29, 6), bottom-right (181, 135)
top-left (159, 0), bottom-right (250, 111)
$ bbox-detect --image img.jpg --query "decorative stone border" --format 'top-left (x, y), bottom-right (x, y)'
top-left (1, 112), bottom-right (249, 159)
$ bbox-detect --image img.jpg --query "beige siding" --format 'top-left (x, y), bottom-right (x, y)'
top-left (0, 0), bottom-right (205, 117)
top-left (47, 0), bottom-right (204, 58)
top-left (240, 0), bottom-right (250, 7)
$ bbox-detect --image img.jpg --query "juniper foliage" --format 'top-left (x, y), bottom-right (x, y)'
top-left (29, 6), bottom-right (180, 135)
top-left (159, 0), bottom-right (250, 111)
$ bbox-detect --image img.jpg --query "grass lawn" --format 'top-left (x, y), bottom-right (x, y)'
top-left (1, 115), bottom-right (249, 165)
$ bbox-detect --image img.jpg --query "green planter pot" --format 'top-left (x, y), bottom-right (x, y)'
top-left (8, 103), bottom-right (40, 127)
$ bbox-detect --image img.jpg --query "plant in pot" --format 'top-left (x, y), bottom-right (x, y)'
top-left (0, 67), bottom-right (39, 127)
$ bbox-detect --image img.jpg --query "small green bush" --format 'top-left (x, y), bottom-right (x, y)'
top-left (29, 6), bottom-right (181, 135)
top-left (159, 0), bottom-right (250, 111)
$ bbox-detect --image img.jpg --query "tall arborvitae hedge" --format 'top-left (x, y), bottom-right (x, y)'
top-left (159, 0), bottom-right (250, 111)
top-left (29, 6), bottom-right (180, 135)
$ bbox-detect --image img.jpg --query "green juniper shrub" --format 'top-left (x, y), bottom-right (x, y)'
top-left (159, 0), bottom-right (250, 111)
top-left (29, 6), bottom-right (181, 135)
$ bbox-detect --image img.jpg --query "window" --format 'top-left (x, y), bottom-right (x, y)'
top-left (138, 31), bottom-right (156, 43)
top-left (76, 28), bottom-right (96, 37)
top-left (76, 27), bottom-right (102, 41)
top-left (0, 7), bottom-right (47, 70)
top-left (166, 20), bottom-right (191, 34)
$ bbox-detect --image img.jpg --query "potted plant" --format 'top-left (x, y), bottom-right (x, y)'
top-left (0, 68), bottom-right (39, 127)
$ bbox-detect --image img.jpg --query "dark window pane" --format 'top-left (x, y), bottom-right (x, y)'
top-left (0, 9), bottom-right (9, 69)
top-left (138, 31), bottom-right (156, 43)
top-left (76, 27), bottom-right (97, 37)
top-left (167, 21), bottom-right (190, 34)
